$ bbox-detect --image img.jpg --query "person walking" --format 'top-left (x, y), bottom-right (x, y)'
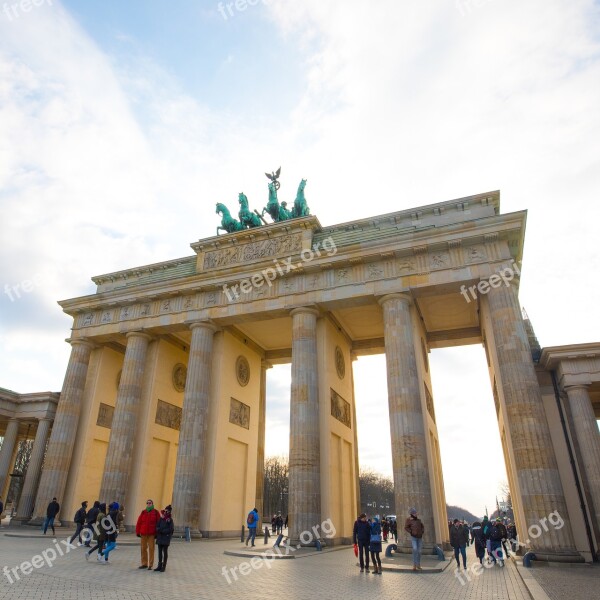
top-left (85, 503), bottom-right (107, 562)
top-left (369, 516), bottom-right (383, 574)
top-left (154, 505), bottom-right (174, 572)
top-left (450, 519), bottom-right (469, 570)
top-left (482, 515), bottom-right (492, 563)
top-left (352, 513), bottom-right (371, 572)
top-left (101, 502), bottom-right (120, 564)
top-left (404, 507), bottom-right (425, 571)
top-left (488, 517), bottom-right (507, 566)
top-left (470, 520), bottom-right (486, 565)
top-left (390, 519), bottom-right (398, 543)
top-left (382, 518), bottom-right (389, 542)
top-left (43, 497), bottom-right (60, 535)
top-left (245, 507), bottom-right (259, 547)
top-left (136, 499), bottom-right (161, 570)
top-left (275, 513), bottom-right (283, 535)
top-left (507, 520), bottom-right (518, 554)
top-left (84, 501), bottom-right (100, 547)
top-left (70, 501), bottom-right (88, 544)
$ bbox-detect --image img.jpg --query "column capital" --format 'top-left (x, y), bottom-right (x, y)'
top-left (261, 359), bottom-right (273, 370)
top-left (377, 292), bottom-right (412, 307)
top-left (187, 320), bottom-right (219, 333)
top-left (66, 337), bottom-right (95, 350)
top-left (125, 331), bottom-right (154, 342)
top-left (37, 417), bottom-right (53, 424)
top-left (564, 384), bottom-right (591, 393)
top-left (290, 306), bottom-right (320, 319)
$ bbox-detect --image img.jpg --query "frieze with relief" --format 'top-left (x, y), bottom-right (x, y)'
top-left (330, 389), bottom-right (351, 428)
top-left (97, 403), bottom-right (114, 429)
top-left (155, 399), bottom-right (182, 431)
top-left (229, 397), bottom-right (250, 429)
top-left (203, 234), bottom-right (303, 270)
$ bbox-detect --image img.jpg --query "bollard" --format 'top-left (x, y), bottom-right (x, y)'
top-left (434, 545), bottom-right (445, 561)
top-left (315, 540), bottom-right (322, 551)
top-left (523, 552), bottom-right (536, 568)
top-left (241, 525), bottom-right (245, 543)
top-left (385, 544), bottom-right (397, 558)
top-left (264, 526), bottom-right (270, 544)
top-left (273, 534), bottom-right (284, 547)
top-left (184, 526), bottom-right (191, 542)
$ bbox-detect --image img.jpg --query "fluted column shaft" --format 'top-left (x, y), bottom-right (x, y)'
top-left (255, 360), bottom-right (272, 527)
top-left (288, 307), bottom-right (321, 545)
top-left (486, 283), bottom-right (578, 556)
top-left (100, 332), bottom-right (152, 504)
top-left (565, 384), bottom-right (600, 532)
top-left (32, 339), bottom-right (93, 519)
top-left (0, 419), bottom-right (20, 498)
top-left (15, 418), bottom-right (52, 521)
top-left (379, 293), bottom-right (435, 546)
top-left (172, 321), bottom-right (217, 533)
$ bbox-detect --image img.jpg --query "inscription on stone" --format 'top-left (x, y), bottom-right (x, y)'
top-left (330, 388), bottom-right (351, 428)
top-left (203, 234), bottom-right (303, 270)
top-left (155, 399), bottom-right (182, 431)
top-left (229, 397), bottom-right (250, 429)
top-left (97, 403), bottom-right (114, 429)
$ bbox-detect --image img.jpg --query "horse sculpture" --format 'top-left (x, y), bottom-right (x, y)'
top-left (262, 181), bottom-right (293, 222)
top-left (238, 193), bottom-right (262, 228)
top-left (292, 178), bottom-right (310, 218)
top-left (216, 202), bottom-right (244, 235)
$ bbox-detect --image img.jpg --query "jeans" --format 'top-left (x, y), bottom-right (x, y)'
top-left (490, 540), bottom-right (503, 562)
top-left (357, 541), bottom-right (370, 569)
top-left (246, 527), bottom-right (257, 546)
top-left (454, 544), bottom-right (467, 567)
top-left (42, 516), bottom-right (55, 535)
top-left (411, 536), bottom-right (423, 567)
top-left (104, 541), bottom-right (116, 560)
top-left (70, 523), bottom-right (84, 544)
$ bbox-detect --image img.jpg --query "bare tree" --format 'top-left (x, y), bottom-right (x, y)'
top-left (263, 455), bottom-right (289, 519)
top-left (359, 468), bottom-right (394, 516)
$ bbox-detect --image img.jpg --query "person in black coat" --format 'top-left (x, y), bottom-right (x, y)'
top-left (70, 501), bottom-right (88, 544)
top-left (43, 497), bottom-right (60, 535)
top-left (352, 513), bottom-right (371, 572)
top-left (84, 501), bottom-right (100, 547)
top-left (470, 521), bottom-right (486, 564)
top-left (369, 517), bottom-right (383, 575)
top-left (154, 505), bottom-right (174, 573)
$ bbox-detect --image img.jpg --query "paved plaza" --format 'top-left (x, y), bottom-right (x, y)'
top-left (2, 528), bottom-right (597, 600)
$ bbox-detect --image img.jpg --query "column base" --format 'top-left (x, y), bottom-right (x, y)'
top-left (393, 542), bottom-right (444, 555)
top-left (173, 526), bottom-right (203, 539)
top-left (528, 550), bottom-right (585, 563)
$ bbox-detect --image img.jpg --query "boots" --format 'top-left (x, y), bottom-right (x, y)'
top-left (161, 557), bottom-right (167, 572)
top-left (153, 563), bottom-right (162, 572)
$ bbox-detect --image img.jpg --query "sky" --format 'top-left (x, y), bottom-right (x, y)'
top-left (1, 0), bottom-right (599, 517)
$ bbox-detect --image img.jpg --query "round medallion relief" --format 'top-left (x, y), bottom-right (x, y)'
top-left (236, 355), bottom-right (250, 387)
top-left (172, 363), bottom-right (187, 392)
top-left (335, 346), bottom-right (345, 380)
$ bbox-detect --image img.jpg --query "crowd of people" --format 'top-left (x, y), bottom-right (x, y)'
top-left (38, 497), bottom-right (174, 571)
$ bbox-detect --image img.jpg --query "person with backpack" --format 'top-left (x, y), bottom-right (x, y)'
top-left (369, 516), bottom-right (383, 575)
top-left (85, 503), bottom-right (107, 562)
top-left (154, 504), bottom-right (174, 572)
top-left (470, 520), bottom-right (487, 564)
top-left (84, 501), bottom-right (100, 547)
top-left (245, 507), bottom-right (259, 547)
top-left (488, 517), bottom-right (507, 566)
top-left (101, 502), bottom-right (120, 564)
top-left (450, 519), bottom-right (469, 570)
top-left (136, 499), bottom-right (161, 570)
top-left (481, 515), bottom-right (492, 563)
top-left (352, 513), bottom-right (371, 572)
top-left (70, 501), bottom-right (88, 544)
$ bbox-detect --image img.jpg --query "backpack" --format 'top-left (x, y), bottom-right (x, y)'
top-left (247, 512), bottom-right (255, 525)
top-left (489, 523), bottom-right (505, 541)
top-left (74, 508), bottom-right (84, 523)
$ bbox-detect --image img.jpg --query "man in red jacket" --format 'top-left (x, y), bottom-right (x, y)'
top-left (136, 499), bottom-right (161, 570)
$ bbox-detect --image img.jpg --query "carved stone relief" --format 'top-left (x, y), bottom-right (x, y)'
top-left (229, 397), bottom-right (250, 429)
top-left (330, 389), bottom-right (351, 428)
top-left (97, 403), bottom-right (114, 429)
top-left (236, 355), bottom-right (250, 387)
top-left (172, 363), bottom-right (187, 392)
top-left (155, 399), bottom-right (182, 431)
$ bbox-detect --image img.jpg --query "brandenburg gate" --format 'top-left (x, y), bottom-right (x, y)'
top-left (14, 188), bottom-right (598, 562)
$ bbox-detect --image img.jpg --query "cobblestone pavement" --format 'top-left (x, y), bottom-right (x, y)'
top-left (528, 563), bottom-right (600, 600)
top-left (0, 532), bottom-right (541, 600)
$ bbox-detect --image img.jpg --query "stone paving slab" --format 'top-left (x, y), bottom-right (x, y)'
top-left (523, 562), bottom-right (600, 600)
top-left (0, 533), bottom-right (549, 600)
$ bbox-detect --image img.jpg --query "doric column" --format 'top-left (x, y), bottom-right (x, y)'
top-left (0, 419), bottom-right (20, 499)
top-left (379, 293), bottom-right (435, 547)
top-left (171, 321), bottom-right (218, 534)
top-left (32, 339), bottom-right (94, 520)
top-left (565, 384), bottom-right (600, 532)
top-left (100, 331), bottom-right (152, 504)
top-left (15, 418), bottom-right (52, 521)
top-left (288, 307), bottom-right (321, 546)
top-left (255, 360), bottom-right (272, 527)
top-left (485, 283), bottom-right (579, 559)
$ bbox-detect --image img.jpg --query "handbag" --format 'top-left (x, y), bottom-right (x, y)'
top-left (353, 543), bottom-right (358, 557)
top-left (370, 533), bottom-right (382, 542)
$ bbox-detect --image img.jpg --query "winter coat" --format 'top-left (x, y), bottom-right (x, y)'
top-left (369, 521), bottom-right (382, 553)
top-left (94, 511), bottom-right (107, 542)
top-left (450, 525), bottom-right (470, 548)
top-left (353, 519), bottom-right (371, 544)
top-left (470, 522), bottom-right (486, 557)
top-left (46, 501), bottom-right (60, 518)
top-left (404, 515), bottom-right (425, 539)
top-left (156, 517), bottom-right (175, 546)
top-left (105, 509), bottom-right (119, 543)
top-left (136, 508), bottom-right (161, 536)
top-left (86, 503), bottom-right (100, 525)
top-left (74, 506), bottom-right (87, 524)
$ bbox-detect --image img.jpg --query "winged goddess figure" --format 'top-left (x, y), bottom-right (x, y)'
top-left (265, 166), bottom-right (282, 190)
